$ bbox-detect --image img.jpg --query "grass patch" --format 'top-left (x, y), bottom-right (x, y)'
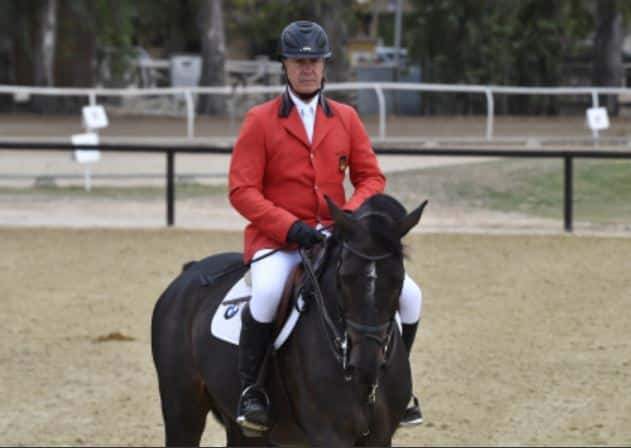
top-left (0, 182), bottom-right (227, 200)
top-left (386, 158), bottom-right (631, 224)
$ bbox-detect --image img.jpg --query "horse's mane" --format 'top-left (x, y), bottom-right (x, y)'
top-left (353, 194), bottom-right (407, 259)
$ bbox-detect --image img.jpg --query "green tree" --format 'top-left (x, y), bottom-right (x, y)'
top-left (227, 0), bottom-right (355, 84)
top-left (406, 0), bottom-right (601, 114)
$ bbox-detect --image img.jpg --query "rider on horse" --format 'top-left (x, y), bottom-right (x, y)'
top-left (228, 20), bottom-right (424, 433)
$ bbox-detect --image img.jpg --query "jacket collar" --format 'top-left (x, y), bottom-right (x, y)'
top-left (279, 87), bottom-right (333, 118)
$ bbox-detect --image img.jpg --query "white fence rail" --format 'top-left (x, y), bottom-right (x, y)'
top-left (1, 82), bottom-right (630, 141)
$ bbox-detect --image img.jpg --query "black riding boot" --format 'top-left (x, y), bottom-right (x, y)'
top-left (402, 321), bottom-right (418, 354)
top-left (236, 305), bottom-right (274, 433)
top-left (400, 322), bottom-right (423, 426)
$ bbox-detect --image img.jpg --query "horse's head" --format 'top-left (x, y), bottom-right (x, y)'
top-left (325, 194), bottom-right (427, 389)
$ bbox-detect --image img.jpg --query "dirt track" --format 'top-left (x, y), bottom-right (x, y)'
top-left (1, 227), bottom-right (630, 446)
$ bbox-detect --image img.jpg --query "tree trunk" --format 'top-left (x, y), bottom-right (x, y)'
top-left (305, 2), bottom-right (352, 104)
top-left (53, 0), bottom-right (97, 112)
top-left (32, 0), bottom-right (57, 113)
top-left (314, 2), bottom-right (351, 85)
top-left (592, 0), bottom-right (624, 115)
top-left (197, 0), bottom-right (226, 115)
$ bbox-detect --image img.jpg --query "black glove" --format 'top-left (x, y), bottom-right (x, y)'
top-left (286, 220), bottom-right (324, 249)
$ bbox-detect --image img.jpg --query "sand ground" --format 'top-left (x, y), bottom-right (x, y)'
top-left (1, 228), bottom-right (630, 446)
top-left (1, 113), bottom-right (630, 445)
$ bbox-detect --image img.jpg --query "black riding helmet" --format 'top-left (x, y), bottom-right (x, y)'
top-left (279, 20), bottom-right (332, 60)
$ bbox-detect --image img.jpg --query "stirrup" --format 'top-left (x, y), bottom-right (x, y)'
top-left (399, 395), bottom-right (423, 427)
top-left (236, 385), bottom-right (271, 433)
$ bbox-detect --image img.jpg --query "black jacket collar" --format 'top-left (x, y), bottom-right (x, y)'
top-left (279, 87), bottom-right (333, 118)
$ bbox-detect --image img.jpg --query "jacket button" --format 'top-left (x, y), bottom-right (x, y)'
top-left (314, 185), bottom-right (318, 191)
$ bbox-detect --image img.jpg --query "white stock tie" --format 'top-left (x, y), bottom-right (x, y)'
top-left (300, 105), bottom-right (315, 143)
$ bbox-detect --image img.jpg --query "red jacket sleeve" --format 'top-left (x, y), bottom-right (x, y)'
top-left (228, 110), bottom-right (298, 243)
top-left (342, 109), bottom-right (386, 211)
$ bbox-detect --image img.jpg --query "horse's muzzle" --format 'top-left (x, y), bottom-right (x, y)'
top-left (347, 337), bottom-right (386, 387)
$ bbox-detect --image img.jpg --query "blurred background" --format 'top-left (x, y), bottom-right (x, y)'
top-left (1, 0), bottom-right (631, 232)
top-left (2, 0), bottom-right (631, 114)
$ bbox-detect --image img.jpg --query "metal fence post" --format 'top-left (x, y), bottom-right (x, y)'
top-left (185, 90), bottom-right (195, 139)
top-left (564, 155), bottom-right (573, 232)
top-left (166, 149), bottom-right (175, 226)
top-left (374, 85), bottom-right (386, 139)
top-left (485, 88), bottom-right (494, 140)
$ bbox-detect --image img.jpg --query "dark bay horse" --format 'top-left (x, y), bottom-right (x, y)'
top-left (151, 194), bottom-right (427, 446)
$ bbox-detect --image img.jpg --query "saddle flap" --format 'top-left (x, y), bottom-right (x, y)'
top-left (210, 276), bottom-right (251, 345)
top-left (210, 271), bottom-right (304, 349)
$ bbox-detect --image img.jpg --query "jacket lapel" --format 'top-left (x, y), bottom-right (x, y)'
top-left (281, 108), bottom-right (310, 149)
top-left (312, 105), bottom-right (333, 151)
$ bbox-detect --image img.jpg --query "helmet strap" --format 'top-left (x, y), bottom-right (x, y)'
top-left (291, 87), bottom-right (320, 102)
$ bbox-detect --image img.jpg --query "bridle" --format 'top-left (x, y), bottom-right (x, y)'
top-left (339, 241), bottom-right (397, 357)
top-left (299, 215), bottom-right (402, 388)
top-left (337, 211), bottom-right (401, 367)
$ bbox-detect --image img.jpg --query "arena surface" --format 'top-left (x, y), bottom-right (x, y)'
top-left (1, 227), bottom-right (630, 446)
top-left (2, 113), bottom-right (630, 445)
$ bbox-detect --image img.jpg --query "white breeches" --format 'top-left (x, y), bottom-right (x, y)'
top-left (249, 249), bottom-right (423, 325)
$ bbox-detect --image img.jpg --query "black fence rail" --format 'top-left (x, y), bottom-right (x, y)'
top-left (2, 141), bottom-right (631, 232)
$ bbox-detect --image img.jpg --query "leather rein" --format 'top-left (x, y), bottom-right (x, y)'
top-left (298, 227), bottom-right (399, 381)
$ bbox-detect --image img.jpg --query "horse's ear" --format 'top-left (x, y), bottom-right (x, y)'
top-left (396, 200), bottom-right (428, 238)
top-left (325, 195), bottom-right (355, 237)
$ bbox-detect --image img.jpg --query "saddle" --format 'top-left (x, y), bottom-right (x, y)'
top-left (210, 245), bottom-right (329, 348)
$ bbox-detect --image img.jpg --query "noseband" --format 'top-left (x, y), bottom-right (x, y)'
top-left (338, 211), bottom-right (399, 356)
top-left (299, 221), bottom-right (400, 385)
top-left (339, 241), bottom-right (396, 354)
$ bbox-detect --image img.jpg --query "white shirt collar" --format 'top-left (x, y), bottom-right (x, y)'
top-left (288, 88), bottom-right (319, 116)
top-left (287, 88), bottom-right (319, 143)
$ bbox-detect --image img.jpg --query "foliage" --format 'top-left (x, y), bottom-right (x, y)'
top-left (93, 0), bottom-right (137, 84)
top-left (405, 0), bottom-right (601, 113)
top-left (407, 0), bottom-right (595, 85)
top-left (228, 0), bottom-right (294, 57)
top-left (0, 0), bottom-right (630, 100)
top-left (134, 0), bottom-right (201, 54)
top-left (227, 0), bottom-right (357, 59)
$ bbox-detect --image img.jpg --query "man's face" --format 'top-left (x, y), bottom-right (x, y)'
top-left (284, 58), bottom-right (325, 96)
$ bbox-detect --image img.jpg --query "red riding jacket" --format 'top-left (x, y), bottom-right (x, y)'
top-left (229, 90), bottom-right (385, 262)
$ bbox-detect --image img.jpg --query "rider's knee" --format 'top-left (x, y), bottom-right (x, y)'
top-left (250, 280), bottom-right (285, 323)
top-left (399, 275), bottom-right (422, 324)
top-left (249, 249), bottom-right (300, 323)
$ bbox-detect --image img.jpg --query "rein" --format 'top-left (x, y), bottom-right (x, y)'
top-left (299, 236), bottom-right (397, 377)
top-left (298, 248), bottom-right (349, 366)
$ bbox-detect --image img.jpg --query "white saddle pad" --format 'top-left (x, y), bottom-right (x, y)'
top-left (210, 275), bottom-right (303, 350)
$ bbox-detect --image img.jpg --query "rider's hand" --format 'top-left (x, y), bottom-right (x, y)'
top-left (286, 220), bottom-right (324, 249)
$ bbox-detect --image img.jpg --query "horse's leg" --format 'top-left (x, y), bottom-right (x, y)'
top-left (225, 420), bottom-right (271, 447)
top-left (303, 430), bottom-right (355, 447)
top-left (159, 375), bottom-right (210, 447)
top-left (357, 432), bottom-right (393, 447)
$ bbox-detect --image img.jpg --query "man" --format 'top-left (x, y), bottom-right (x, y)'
top-left (229, 20), bottom-right (423, 433)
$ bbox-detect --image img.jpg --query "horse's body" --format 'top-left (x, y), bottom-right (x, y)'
top-left (152, 194), bottom-right (426, 446)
